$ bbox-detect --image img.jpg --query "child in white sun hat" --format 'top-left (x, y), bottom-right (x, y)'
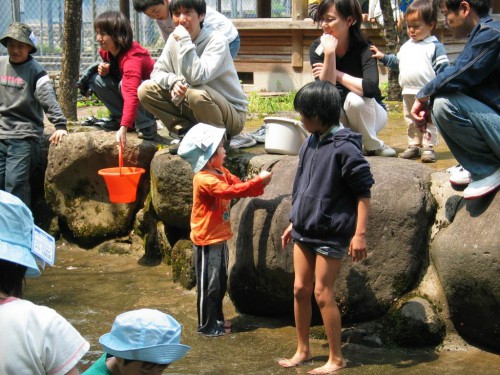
top-left (83, 309), bottom-right (190, 374)
top-left (0, 190), bottom-right (89, 375)
top-left (178, 123), bottom-right (272, 336)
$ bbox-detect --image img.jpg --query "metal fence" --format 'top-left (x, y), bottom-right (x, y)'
top-left (0, 0), bottom-right (291, 75)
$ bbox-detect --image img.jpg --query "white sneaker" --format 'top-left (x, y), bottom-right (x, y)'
top-left (366, 144), bottom-right (396, 157)
top-left (463, 167), bottom-right (500, 200)
top-left (449, 166), bottom-right (471, 186)
top-left (230, 133), bottom-right (257, 149)
top-left (446, 164), bottom-right (462, 174)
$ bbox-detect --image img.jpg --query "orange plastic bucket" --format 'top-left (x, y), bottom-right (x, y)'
top-left (98, 145), bottom-right (145, 203)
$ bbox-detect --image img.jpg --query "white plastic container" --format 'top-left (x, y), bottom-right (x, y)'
top-left (264, 116), bottom-right (308, 156)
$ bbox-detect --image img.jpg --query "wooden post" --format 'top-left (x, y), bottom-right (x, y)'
top-left (492, 0), bottom-right (500, 13)
top-left (257, 0), bottom-right (271, 18)
top-left (291, 0), bottom-right (306, 68)
top-left (120, 0), bottom-right (130, 19)
top-left (291, 0), bottom-right (307, 20)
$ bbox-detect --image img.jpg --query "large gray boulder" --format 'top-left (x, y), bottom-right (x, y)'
top-left (45, 131), bottom-right (157, 246)
top-left (431, 193), bottom-right (500, 351)
top-left (150, 149), bottom-right (193, 232)
top-left (228, 156), bottom-right (436, 321)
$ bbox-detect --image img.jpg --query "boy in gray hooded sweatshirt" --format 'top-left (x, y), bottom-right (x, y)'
top-left (0, 22), bottom-right (67, 206)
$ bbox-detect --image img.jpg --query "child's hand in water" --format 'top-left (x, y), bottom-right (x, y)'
top-left (258, 170), bottom-right (272, 186)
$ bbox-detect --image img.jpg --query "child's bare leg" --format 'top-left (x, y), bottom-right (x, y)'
top-left (308, 255), bottom-right (346, 374)
top-left (279, 244), bottom-right (315, 368)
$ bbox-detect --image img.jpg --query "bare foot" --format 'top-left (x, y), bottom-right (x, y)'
top-left (307, 359), bottom-right (346, 374)
top-left (224, 320), bottom-right (232, 329)
top-left (278, 352), bottom-right (312, 368)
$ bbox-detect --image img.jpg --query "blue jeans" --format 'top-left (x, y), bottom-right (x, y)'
top-left (0, 138), bottom-right (39, 207)
top-left (432, 92), bottom-right (500, 181)
top-left (229, 35), bottom-right (240, 60)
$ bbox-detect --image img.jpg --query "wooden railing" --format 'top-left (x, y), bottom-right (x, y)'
top-left (232, 18), bottom-right (464, 76)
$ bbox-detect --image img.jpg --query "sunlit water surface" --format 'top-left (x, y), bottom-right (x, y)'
top-left (25, 245), bottom-right (499, 375)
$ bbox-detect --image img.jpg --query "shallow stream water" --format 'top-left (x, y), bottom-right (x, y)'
top-left (25, 244), bottom-right (499, 375)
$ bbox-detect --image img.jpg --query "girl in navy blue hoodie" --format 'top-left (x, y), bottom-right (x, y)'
top-left (279, 80), bottom-right (373, 374)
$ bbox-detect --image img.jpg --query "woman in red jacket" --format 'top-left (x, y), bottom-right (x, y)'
top-left (80, 11), bottom-right (156, 147)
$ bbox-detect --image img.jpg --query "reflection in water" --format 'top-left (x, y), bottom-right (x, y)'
top-left (25, 245), bottom-right (500, 374)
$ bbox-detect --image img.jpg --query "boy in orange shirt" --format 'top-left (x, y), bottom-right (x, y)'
top-left (178, 123), bottom-right (272, 336)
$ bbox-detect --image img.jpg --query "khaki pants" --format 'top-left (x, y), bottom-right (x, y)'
top-left (403, 93), bottom-right (438, 147)
top-left (138, 80), bottom-right (245, 137)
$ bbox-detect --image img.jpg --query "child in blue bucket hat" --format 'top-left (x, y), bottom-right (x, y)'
top-left (84, 309), bottom-right (190, 374)
top-left (0, 190), bottom-right (90, 375)
top-left (177, 123), bottom-right (273, 336)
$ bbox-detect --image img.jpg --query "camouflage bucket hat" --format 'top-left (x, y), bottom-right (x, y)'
top-left (0, 22), bottom-right (37, 53)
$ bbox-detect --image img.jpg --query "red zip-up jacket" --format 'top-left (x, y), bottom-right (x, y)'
top-left (99, 42), bottom-right (155, 128)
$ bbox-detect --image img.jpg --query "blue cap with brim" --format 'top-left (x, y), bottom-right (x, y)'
top-left (0, 191), bottom-right (40, 277)
top-left (177, 123), bottom-right (226, 173)
top-left (99, 309), bottom-right (190, 364)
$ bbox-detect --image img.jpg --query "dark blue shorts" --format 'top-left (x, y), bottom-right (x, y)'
top-left (295, 240), bottom-right (347, 259)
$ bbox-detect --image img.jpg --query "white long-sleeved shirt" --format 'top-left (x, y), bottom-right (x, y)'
top-left (151, 26), bottom-right (247, 112)
top-left (381, 35), bottom-right (450, 95)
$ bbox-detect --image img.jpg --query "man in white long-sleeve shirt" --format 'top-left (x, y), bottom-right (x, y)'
top-left (138, 0), bottom-right (247, 150)
top-left (133, 0), bottom-right (240, 58)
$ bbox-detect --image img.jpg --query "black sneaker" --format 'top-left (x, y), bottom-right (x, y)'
top-left (137, 125), bottom-right (157, 140)
top-left (81, 116), bottom-right (99, 126)
top-left (99, 119), bottom-right (120, 131)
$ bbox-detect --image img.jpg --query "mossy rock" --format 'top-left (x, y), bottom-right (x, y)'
top-left (171, 239), bottom-right (196, 290)
top-left (386, 297), bottom-right (445, 347)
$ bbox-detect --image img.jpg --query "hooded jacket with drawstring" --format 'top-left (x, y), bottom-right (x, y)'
top-left (289, 126), bottom-right (374, 248)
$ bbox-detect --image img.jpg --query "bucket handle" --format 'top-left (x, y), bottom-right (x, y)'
top-left (118, 144), bottom-right (124, 175)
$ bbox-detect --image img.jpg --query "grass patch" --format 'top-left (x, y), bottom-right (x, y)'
top-left (247, 91), bottom-right (296, 115)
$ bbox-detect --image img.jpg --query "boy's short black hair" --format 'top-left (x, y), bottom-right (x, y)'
top-left (94, 11), bottom-right (133, 52)
top-left (169, 0), bottom-right (207, 19)
top-left (406, 0), bottom-right (438, 27)
top-left (444, 0), bottom-right (490, 17)
top-left (294, 80), bottom-right (341, 128)
top-left (133, 0), bottom-right (165, 12)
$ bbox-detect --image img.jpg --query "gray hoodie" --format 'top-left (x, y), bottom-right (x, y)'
top-left (151, 26), bottom-right (247, 113)
top-left (0, 56), bottom-right (67, 141)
